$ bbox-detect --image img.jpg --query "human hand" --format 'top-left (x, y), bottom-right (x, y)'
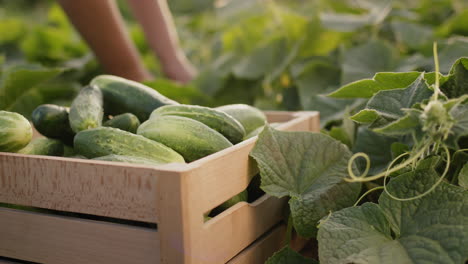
top-left (163, 57), bottom-right (197, 84)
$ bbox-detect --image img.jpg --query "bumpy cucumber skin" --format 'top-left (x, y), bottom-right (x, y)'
top-left (216, 104), bottom-right (267, 135)
top-left (74, 127), bottom-right (185, 163)
top-left (69, 85), bottom-right (104, 133)
top-left (104, 113), bottom-right (140, 134)
top-left (93, 154), bottom-right (165, 166)
top-left (150, 105), bottom-right (245, 144)
top-left (91, 75), bottom-right (179, 121)
top-left (138, 115), bottom-right (233, 162)
top-left (18, 138), bottom-right (64, 156)
top-left (32, 104), bottom-right (75, 145)
top-left (0, 111), bottom-right (32, 152)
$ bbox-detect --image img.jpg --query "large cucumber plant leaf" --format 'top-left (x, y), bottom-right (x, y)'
top-left (250, 125), bottom-right (361, 238)
top-left (351, 74), bottom-right (432, 126)
top-left (446, 103), bottom-right (468, 149)
top-left (352, 127), bottom-right (399, 175)
top-left (0, 64), bottom-right (71, 118)
top-left (318, 168), bottom-right (468, 264)
top-left (340, 40), bottom-right (397, 85)
top-left (293, 58), bottom-right (357, 123)
top-left (441, 57), bottom-right (468, 99)
top-left (330, 71), bottom-right (448, 99)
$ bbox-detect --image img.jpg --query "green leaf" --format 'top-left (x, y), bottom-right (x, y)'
top-left (351, 74), bottom-right (432, 127)
top-left (320, 12), bottom-right (371, 32)
top-left (318, 203), bottom-right (392, 264)
top-left (341, 40), bottom-right (397, 85)
top-left (441, 57), bottom-right (468, 99)
top-left (294, 59), bottom-right (357, 123)
top-left (0, 18), bottom-right (27, 45)
top-left (458, 163), bottom-right (468, 189)
top-left (320, 0), bottom-right (391, 32)
top-left (0, 64), bottom-right (64, 113)
top-left (438, 38), bottom-right (468, 74)
top-left (324, 111), bottom-right (356, 148)
top-left (446, 103), bottom-right (468, 149)
top-left (290, 179), bottom-right (361, 237)
top-left (437, 9), bottom-right (468, 38)
top-left (373, 109), bottom-right (422, 136)
top-left (265, 246), bottom-right (316, 264)
top-left (143, 78), bottom-right (210, 105)
top-left (318, 168), bottom-right (468, 264)
top-left (232, 38), bottom-right (289, 80)
top-left (210, 76), bottom-right (262, 106)
top-left (352, 127), bottom-right (398, 175)
top-left (351, 109), bottom-right (380, 123)
top-left (251, 126), bottom-right (352, 196)
top-left (329, 72), bottom-right (421, 98)
top-left (328, 126), bottom-right (352, 148)
top-left (391, 142), bottom-right (409, 159)
top-left (221, 14), bottom-right (272, 54)
top-left (250, 126), bottom-right (361, 238)
top-left (8, 78), bottom-right (80, 118)
top-left (391, 21), bottom-right (433, 50)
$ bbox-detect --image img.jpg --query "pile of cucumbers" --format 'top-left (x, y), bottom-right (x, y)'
top-left (0, 75), bottom-right (271, 216)
top-left (0, 75), bottom-right (268, 165)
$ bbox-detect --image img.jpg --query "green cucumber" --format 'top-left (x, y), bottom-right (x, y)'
top-left (103, 113), bottom-right (140, 133)
top-left (150, 105), bottom-right (245, 143)
top-left (213, 190), bottom-right (248, 214)
top-left (18, 138), bottom-right (64, 156)
top-left (69, 85), bottom-right (104, 133)
top-left (0, 111), bottom-right (32, 152)
top-left (74, 127), bottom-right (185, 163)
top-left (243, 123), bottom-right (282, 140)
top-left (91, 75), bottom-right (179, 121)
top-left (216, 104), bottom-right (267, 135)
top-left (32, 104), bottom-right (75, 145)
top-left (138, 115), bottom-right (233, 162)
top-left (68, 155), bottom-right (87, 159)
top-left (93, 154), bottom-right (165, 166)
top-left (63, 145), bottom-right (77, 157)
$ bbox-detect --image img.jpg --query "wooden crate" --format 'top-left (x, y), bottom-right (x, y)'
top-left (0, 111), bottom-right (319, 264)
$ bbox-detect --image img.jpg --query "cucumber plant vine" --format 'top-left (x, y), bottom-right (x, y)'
top-left (346, 43), bottom-right (457, 202)
top-left (251, 47), bottom-right (468, 263)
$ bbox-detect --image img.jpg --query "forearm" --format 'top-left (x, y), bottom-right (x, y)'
top-left (58, 0), bottom-right (151, 81)
top-left (127, 0), bottom-right (195, 82)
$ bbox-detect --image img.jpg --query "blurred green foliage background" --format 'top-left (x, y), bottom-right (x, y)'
top-left (0, 0), bottom-right (467, 122)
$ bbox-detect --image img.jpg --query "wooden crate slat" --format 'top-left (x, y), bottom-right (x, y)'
top-left (189, 112), bottom-right (319, 213)
top-left (0, 154), bottom-right (160, 223)
top-left (199, 195), bottom-right (287, 263)
top-left (227, 225), bottom-right (285, 264)
top-left (0, 111), bottom-right (319, 264)
top-left (0, 208), bottom-right (159, 264)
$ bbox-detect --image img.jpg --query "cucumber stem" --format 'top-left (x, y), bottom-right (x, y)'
top-left (284, 213), bottom-right (293, 246)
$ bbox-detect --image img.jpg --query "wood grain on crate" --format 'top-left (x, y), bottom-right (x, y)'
top-left (227, 225), bottom-right (285, 264)
top-left (0, 208), bottom-right (159, 264)
top-left (0, 154), bottom-right (160, 223)
top-left (0, 111), bottom-right (320, 264)
top-left (200, 195), bottom-right (287, 262)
